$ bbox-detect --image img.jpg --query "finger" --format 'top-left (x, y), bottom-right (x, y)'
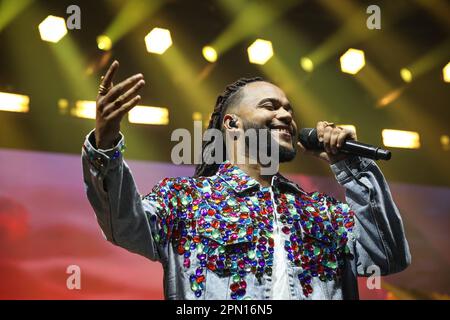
top-left (119, 79), bottom-right (145, 105)
top-left (101, 60), bottom-right (119, 88)
top-left (104, 73), bottom-right (143, 103)
top-left (316, 121), bottom-right (327, 142)
top-left (107, 95), bottom-right (141, 120)
top-left (322, 126), bottom-right (333, 153)
top-left (336, 130), bottom-right (348, 148)
top-left (330, 128), bottom-right (341, 154)
top-left (349, 128), bottom-right (357, 141)
top-left (102, 80), bottom-right (145, 117)
top-left (105, 73), bottom-right (143, 102)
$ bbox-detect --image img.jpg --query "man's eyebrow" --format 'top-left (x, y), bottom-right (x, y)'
top-left (257, 97), bottom-right (292, 109)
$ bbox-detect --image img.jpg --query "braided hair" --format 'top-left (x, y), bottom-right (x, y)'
top-left (194, 77), bottom-right (264, 177)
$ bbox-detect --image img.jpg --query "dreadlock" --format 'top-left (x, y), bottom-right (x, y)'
top-left (194, 77), bottom-right (264, 177)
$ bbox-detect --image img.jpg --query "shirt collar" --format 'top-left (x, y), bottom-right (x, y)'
top-left (274, 173), bottom-right (308, 195)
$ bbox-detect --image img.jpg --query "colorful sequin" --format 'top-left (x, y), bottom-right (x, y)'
top-left (144, 161), bottom-right (354, 299)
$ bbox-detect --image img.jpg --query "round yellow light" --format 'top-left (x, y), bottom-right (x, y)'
top-left (192, 112), bottom-right (203, 121)
top-left (202, 46), bottom-right (218, 63)
top-left (400, 68), bottom-right (413, 83)
top-left (300, 57), bottom-right (314, 72)
top-left (97, 35), bottom-right (112, 51)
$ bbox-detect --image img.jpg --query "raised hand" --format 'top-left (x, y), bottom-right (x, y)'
top-left (95, 60), bottom-right (145, 149)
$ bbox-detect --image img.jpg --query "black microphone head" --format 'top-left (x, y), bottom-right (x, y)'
top-left (376, 148), bottom-right (392, 160)
top-left (298, 128), bottom-right (322, 150)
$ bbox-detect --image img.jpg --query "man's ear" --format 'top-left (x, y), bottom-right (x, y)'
top-left (223, 114), bottom-right (239, 130)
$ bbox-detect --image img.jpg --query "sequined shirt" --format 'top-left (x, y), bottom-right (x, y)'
top-left (82, 130), bottom-right (411, 300)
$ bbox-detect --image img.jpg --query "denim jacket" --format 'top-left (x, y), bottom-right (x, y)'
top-left (82, 130), bottom-right (411, 300)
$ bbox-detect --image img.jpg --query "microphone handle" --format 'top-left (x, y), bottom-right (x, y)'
top-left (336, 140), bottom-right (392, 160)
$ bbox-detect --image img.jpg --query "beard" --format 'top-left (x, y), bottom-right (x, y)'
top-left (242, 119), bottom-right (297, 163)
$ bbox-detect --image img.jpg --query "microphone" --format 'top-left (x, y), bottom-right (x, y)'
top-left (298, 128), bottom-right (392, 161)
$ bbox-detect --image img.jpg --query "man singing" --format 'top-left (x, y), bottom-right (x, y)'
top-left (82, 61), bottom-right (410, 300)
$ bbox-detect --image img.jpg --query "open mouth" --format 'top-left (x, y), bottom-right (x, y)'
top-left (269, 125), bottom-right (293, 139)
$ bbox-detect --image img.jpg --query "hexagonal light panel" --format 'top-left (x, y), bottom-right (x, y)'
top-left (38, 15), bottom-right (68, 43)
top-left (247, 39), bottom-right (273, 65)
top-left (340, 48), bottom-right (365, 75)
top-left (145, 27), bottom-right (172, 54)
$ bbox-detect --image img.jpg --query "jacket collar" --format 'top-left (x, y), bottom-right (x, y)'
top-left (217, 161), bottom-right (259, 193)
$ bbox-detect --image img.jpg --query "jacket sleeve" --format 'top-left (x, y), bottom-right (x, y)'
top-left (330, 156), bottom-right (411, 276)
top-left (81, 129), bottom-right (168, 262)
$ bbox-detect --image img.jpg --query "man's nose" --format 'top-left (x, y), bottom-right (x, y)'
top-left (275, 107), bottom-right (293, 124)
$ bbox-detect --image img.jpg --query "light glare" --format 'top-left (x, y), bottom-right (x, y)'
top-left (128, 106), bottom-right (169, 125)
top-left (0, 92), bottom-right (30, 113)
top-left (382, 129), bottom-right (420, 149)
top-left (340, 48), bottom-right (365, 75)
top-left (38, 15), bottom-right (67, 43)
top-left (247, 39), bottom-right (273, 65)
top-left (202, 46), bottom-right (218, 62)
top-left (145, 28), bottom-right (172, 54)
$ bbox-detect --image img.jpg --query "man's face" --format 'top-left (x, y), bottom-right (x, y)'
top-left (235, 81), bottom-right (298, 162)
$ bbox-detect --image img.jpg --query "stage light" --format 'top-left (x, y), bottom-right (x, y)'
top-left (400, 68), bottom-right (413, 83)
top-left (72, 100), bottom-right (96, 119)
top-left (58, 99), bottom-right (69, 114)
top-left (441, 135), bottom-right (449, 151)
top-left (97, 35), bottom-right (112, 51)
top-left (300, 57), bottom-right (314, 72)
top-left (0, 92), bottom-right (29, 113)
top-left (128, 106), bottom-right (169, 125)
top-left (443, 62), bottom-right (450, 83)
top-left (38, 15), bottom-right (67, 43)
top-left (247, 39), bottom-right (273, 65)
top-left (145, 28), bottom-right (172, 54)
top-left (202, 46), bottom-right (218, 63)
top-left (192, 112), bottom-right (202, 121)
top-left (340, 48), bottom-right (365, 75)
top-left (382, 129), bottom-right (420, 149)
top-left (376, 88), bottom-right (404, 108)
